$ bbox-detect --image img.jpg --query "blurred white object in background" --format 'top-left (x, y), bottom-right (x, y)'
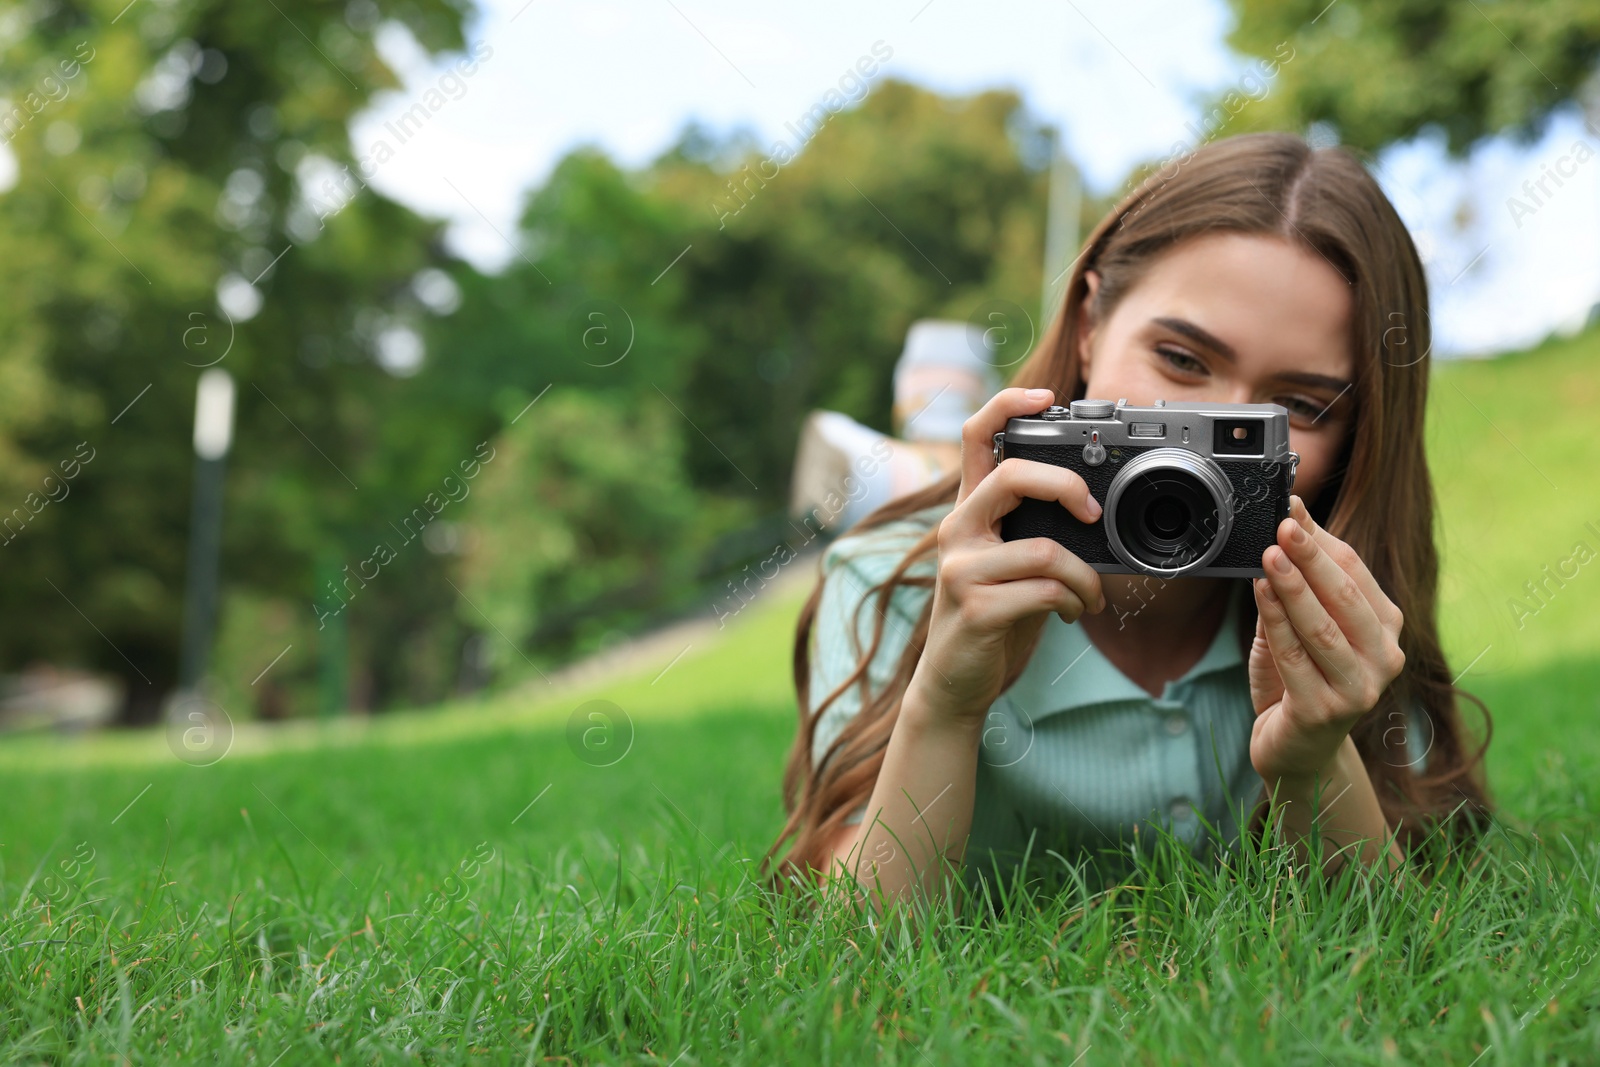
top-left (789, 319), bottom-right (1001, 534)
top-left (892, 319), bottom-right (1001, 441)
top-left (788, 412), bottom-right (942, 532)
top-left (0, 666), bottom-right (121, 733)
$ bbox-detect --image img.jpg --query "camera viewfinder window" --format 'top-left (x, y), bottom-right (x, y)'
top-left (1213, 419), bottom-right (1265, 456)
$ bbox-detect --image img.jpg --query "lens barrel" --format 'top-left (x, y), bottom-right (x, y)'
top-left (1103, 449), bottom-right (1233, 576)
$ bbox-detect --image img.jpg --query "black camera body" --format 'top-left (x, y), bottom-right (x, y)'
top-left (995, 398), bottom-right (1300, 578)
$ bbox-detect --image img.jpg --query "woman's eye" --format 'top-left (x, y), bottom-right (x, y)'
top-left (1279, 395), bottom-right (1330, 422)
top-left (1155, 345), bottom-right (1206, 374)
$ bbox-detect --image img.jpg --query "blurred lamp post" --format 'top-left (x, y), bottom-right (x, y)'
top-left (178, 368), bottom-right (235, 691)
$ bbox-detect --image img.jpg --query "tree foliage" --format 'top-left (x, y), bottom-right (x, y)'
top-left (1224, 0), bottom-right (1600, 152)
top-left (0, 0), bottom-right (471, 720)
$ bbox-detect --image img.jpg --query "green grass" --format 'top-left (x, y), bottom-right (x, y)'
top-left (1429, 328), bottom-right (1600, 674)
top-left (4, 328), bottom-right (1600, 1063)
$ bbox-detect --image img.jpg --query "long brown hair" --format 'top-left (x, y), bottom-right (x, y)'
top-left (764, 132), bottom-right (1494, 885)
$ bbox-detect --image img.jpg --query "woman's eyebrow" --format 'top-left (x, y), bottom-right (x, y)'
top-left (1277, 370), bottom-right (1353, 393)
top-left (1152, 316), bottom-right (1353, 394)
top-left (1152, 316), bottom-right (1237, 361)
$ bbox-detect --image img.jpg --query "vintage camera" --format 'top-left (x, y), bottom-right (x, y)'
top-left (994, 398), bottom-right (1300, 578)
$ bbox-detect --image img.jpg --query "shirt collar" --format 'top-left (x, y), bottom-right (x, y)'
top-left (1002, 578), bottom-right (1247, 719)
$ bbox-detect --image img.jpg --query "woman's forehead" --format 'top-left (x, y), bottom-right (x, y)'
top-left (1116, 233), bottom-right (1355, 379)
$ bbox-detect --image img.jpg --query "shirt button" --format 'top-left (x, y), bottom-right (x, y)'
top-left (1170, 797), bottom-right (1194, 820)
top-left (1164, 712), bottom-right (1188, 735)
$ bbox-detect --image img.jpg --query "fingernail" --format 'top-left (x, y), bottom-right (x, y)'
top-left (1290, 522), bottom-right (1308, 546)
top-left (1273, 548), bottom-right (1293, 575)
top-left (1259, 578), bottom-right (1279, 603)
top-left (1024, 388), bottom-right (1051, 402)
top-left (1086, 495), bottom-right (1102, 519)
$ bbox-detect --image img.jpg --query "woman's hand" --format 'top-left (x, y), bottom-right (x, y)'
top-left (1248, 494), bottom-right (1406, 786)
top-left (910, 387), bottom-right (1107, 726)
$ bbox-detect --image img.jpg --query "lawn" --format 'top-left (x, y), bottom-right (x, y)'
top-left (3, 328), bottom-right (1600, 1064)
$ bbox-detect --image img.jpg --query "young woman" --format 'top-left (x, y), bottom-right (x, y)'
top-left (764, 132), bottom-right (1494, 909)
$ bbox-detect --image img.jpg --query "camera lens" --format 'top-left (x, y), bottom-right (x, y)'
top-left (1145, 497), bottom-right (1189, 539)
top-left (1118, 471), bottom-right (1216, 567)
top-left (1104, 449), bottom-right (1233, 576)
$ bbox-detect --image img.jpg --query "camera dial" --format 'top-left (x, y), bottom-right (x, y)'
top-left (1068, 398), bottom-right (1115, 419)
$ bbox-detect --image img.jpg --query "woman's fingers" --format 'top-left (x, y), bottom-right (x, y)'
top-left (1248, 606), bottom-right (1286, 709)
top-left (958, 537), bottom-right (1105, 615)
top-left (1261, 536), bottom-right (1364, 700)
top-left (1287, 495), bottom-right (1404, 638)
top-left (961, 576), bottom-right (1090, 631)
top-left (956, 387), bottom-right (1056, 507)
top-left (1252, 576), bottom-right (1322, 710)
top-left (948, 457), bottom-right (1102, 541)
top-left (1277, 505), bottom-right (1388, 660)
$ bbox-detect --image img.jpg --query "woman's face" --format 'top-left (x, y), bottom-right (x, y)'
top-left (1077, 232), bottom-right (1355, 507)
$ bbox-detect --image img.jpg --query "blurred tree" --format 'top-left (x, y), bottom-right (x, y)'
top-left (1223, 0), bottom-right (1600, 151)
top-left (439, 81), bottom-right (1088, 668)
top-left (447, 80), bottom-right (1061, 507)
top-left (654, 79), bottom-right (1058, 499)
top-left (455, 390), bottom-right (709, 668)
top-left (0, 0), bottom-right (474, 722)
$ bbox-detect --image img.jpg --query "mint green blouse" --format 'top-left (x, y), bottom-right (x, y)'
top-left (807, 502), bottom-right (1427, 893)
